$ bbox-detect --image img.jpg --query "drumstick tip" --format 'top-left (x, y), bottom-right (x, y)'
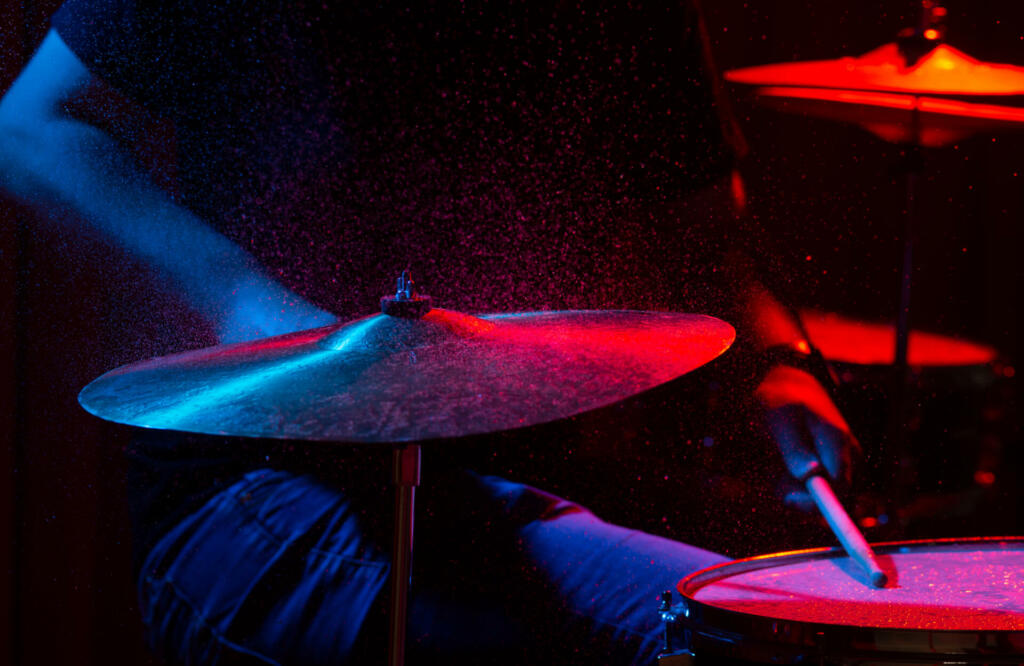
top-left (804, 475), bottom-right (890, 589)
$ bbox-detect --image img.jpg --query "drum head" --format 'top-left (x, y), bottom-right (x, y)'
top-left (677, 538), bottom-right (1024, 662)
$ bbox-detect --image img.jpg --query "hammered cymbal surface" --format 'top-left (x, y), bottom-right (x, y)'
top-left (79, 309), bottom-right (734, 444)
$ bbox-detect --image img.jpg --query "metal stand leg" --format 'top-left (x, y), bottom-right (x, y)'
top-left (388, 444), bottom-right (420, 666)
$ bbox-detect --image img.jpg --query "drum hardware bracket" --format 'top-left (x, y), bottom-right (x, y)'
top-left (656, 651), bottom-right (695, 665)
top-left (381, 269), bottom-right (432, 318)
top-left (658, 591), bottom-right (696, 665)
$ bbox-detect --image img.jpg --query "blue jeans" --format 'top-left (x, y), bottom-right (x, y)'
top-left (139, 468), bottom-right (726, 664)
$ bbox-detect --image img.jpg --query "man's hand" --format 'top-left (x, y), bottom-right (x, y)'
top-left (755, 364), bottom-right (860, 510)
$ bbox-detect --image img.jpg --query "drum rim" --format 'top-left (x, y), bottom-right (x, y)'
top-left (676, 536), bottom-right (1024, 658)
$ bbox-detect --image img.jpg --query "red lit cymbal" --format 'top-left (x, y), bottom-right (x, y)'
top-left (78, 309), bottom-right (734, 443)
top-left (799, 309), bottom-right (996, 367)
top-left (752, 87), bottom-right (1024, 147)
top-left (726, 43), bottom-right (1024, 146)
top-left (726, 43), bottom-right (1024, 97)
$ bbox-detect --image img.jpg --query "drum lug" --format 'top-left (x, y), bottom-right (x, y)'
top-left (658, 590), bottom-right (696, 665)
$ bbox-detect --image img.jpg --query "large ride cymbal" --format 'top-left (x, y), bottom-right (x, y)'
top-left (79, 309), bottom-right (734, 443)
top-left (726, 43), bottom-right (1024, 146)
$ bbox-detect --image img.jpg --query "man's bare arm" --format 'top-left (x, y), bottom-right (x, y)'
top-left (0, 29), bottom-right (334, 343)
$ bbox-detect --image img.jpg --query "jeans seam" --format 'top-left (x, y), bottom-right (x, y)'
top-left (144, 575), bottom-right (284, 666)
top-left (227, 486), bottom-right (388, 570)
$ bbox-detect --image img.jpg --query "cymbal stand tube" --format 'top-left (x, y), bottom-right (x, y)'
top-left (889, 139), bottom-right (924, 521)
top-left (894, 141), bottom-right (922, 371)
top-left (388, 443), bottom-right (421, 666)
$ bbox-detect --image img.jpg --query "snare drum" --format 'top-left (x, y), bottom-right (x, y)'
top-left (661, 537), bottom-right (1024, 665)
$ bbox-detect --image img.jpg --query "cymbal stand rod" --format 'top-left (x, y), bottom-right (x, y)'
top-left (889, 140), bottom-right (924, 520)
top-left (388, 443), bottom-right (421, 666)
top-left (894, 141), bottom-right (922, 371)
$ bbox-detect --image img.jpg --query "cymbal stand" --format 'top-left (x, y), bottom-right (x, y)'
top-left (886, 1), bottom-right (943, 530)
top-left (383, 271), bottom-right (429, 666)
top-left (892, 0), bottom-right (944, 368)
top-left (888, 134), bottom-right (924, 521)
top-left (388, 443), bottom-right (421, 666)
top-left (894, 140), bottom-right (923, 371)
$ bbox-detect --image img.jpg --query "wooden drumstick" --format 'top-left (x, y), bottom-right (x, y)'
top-left (805, 474), bottom-right (888, 588)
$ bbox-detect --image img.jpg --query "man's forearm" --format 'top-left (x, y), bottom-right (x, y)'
top-left (0, 113), bottom-right (288, 325)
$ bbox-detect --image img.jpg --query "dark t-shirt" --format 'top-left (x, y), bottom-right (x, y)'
top-left (52, 0), bottom-right (735, 559)
top-left (53, 0), bottom-right (731, 316)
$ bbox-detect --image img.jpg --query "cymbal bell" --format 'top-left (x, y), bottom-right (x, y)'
top-left (79, 309), bottom-right (734, 444)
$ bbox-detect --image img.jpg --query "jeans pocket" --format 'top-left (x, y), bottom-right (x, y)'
top-left (140, 469), bottom-right (389, 665)
top-left (142, 575), bottom-right (283, 665)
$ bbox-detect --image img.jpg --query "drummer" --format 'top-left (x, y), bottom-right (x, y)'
top-left (0, 1), bottom-right (857, 663)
